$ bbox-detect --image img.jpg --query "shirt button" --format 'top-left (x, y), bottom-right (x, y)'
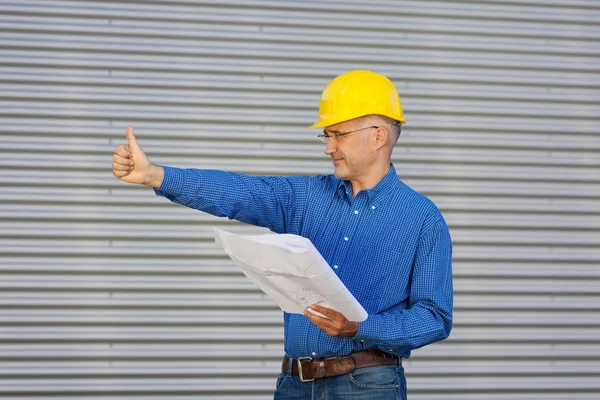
top-left (333, 265), bottom-right (339, 269)
top-left (344, 237), bottom-right (349, 241)
top-left (354, 210), bottom-right (359, 215)
top-left (371, 205), bottom-right (376, 210)
top-left (312, 352), bottom-right (316, 356)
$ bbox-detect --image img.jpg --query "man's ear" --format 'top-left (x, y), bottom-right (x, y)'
top-left (373, 126), bottom-right (388, 150)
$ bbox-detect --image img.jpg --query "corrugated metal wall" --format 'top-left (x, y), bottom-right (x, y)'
top-left (1, 0), bottom-right (599, 398)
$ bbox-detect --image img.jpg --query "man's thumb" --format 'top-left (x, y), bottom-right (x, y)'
top-left (125, 126), bottom-right (141, 152)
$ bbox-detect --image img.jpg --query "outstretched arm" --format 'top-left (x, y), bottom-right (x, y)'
top-left (113, 127), bottom-right (309, 234)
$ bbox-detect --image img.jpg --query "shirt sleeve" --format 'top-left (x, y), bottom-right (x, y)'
top-left (153, 165), bottom-right (308, 234)
top-left (353, 216), bottom-right (453, 356)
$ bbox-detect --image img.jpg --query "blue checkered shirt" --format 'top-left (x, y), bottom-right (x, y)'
top-left (155, 164), bottom-right (453, 359)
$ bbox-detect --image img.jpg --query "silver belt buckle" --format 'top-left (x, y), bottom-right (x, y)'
top-left (296, 356), bottom-right (314, 382)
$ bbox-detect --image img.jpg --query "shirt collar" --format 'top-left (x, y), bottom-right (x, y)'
top-left (336, 164), bottom-right (400, 202)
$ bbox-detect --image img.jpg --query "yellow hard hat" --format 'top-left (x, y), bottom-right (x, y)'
top-left (309, 70), bottom-right (406, 129)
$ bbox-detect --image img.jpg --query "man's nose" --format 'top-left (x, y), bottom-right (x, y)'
top-left (324, 138), bottom-right (337, 155)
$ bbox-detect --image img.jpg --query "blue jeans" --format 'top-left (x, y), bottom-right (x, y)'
top-left (274, 363), bottom-right (407, 399)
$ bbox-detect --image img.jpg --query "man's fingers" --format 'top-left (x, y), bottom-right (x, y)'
top-left (112, 162), bottom-right (132, 171)
top-left (113, 153), bottom-right (133, 166)
top-left (309, 304), bottom-right (343, 321)
top-left (125, 126), bottom-right (141, 153)
top-left (304, 310), bottom-right (338, 336)
top-left (304, 305), bottom-right (358, 337)
top-left (114, 144), bottom-right (131, 159)
top-left (113, 169), bottom-right (131, 179)
top-left (304, 310), bottom-right (330, 327)
top-left (305, 308), bottom-right (327, 322)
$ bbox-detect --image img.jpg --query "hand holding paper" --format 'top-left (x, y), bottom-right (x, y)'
top-left (304, 303), bottom-right (359, 337)
top-left (214, 228), bottom-right (367, 322)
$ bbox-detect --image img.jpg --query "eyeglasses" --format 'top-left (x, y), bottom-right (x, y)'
top-left (317, 126), bottom-right (379, 144)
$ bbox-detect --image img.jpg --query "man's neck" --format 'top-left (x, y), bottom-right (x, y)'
top-left (349, 162), bottom-right (391, 197)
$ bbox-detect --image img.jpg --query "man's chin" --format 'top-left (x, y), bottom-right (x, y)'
top-left (332, 168), bottom-right (349, 181)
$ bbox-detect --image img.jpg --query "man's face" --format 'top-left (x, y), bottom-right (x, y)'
top-left (323, 118), bottom-right (378, 181)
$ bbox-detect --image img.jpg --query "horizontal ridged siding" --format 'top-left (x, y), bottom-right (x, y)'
top-left (0, 0), bottom-right (599, 398)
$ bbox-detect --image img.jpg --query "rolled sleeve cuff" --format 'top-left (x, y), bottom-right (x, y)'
top-left (154, 165), bottom-right (186, 198)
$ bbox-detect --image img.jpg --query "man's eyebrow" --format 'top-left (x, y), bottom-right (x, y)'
top-left (324, 129), bottom-right (341, 134)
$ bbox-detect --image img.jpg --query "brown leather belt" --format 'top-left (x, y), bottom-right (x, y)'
top-left (281, 349), bottom-right (400, 382)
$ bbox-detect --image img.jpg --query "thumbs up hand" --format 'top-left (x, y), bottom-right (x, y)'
top-left (112, 126), bottom-right (163, 188)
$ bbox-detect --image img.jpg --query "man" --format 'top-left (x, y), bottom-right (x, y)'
top-left (112, 70), bottom-right (453, 399)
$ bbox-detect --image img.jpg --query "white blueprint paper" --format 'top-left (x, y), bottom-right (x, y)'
top-left (214, 228), bottom-right (368, 322)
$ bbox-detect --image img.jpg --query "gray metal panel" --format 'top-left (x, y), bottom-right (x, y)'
top-left (0, 0), bottom-right (599, 398)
